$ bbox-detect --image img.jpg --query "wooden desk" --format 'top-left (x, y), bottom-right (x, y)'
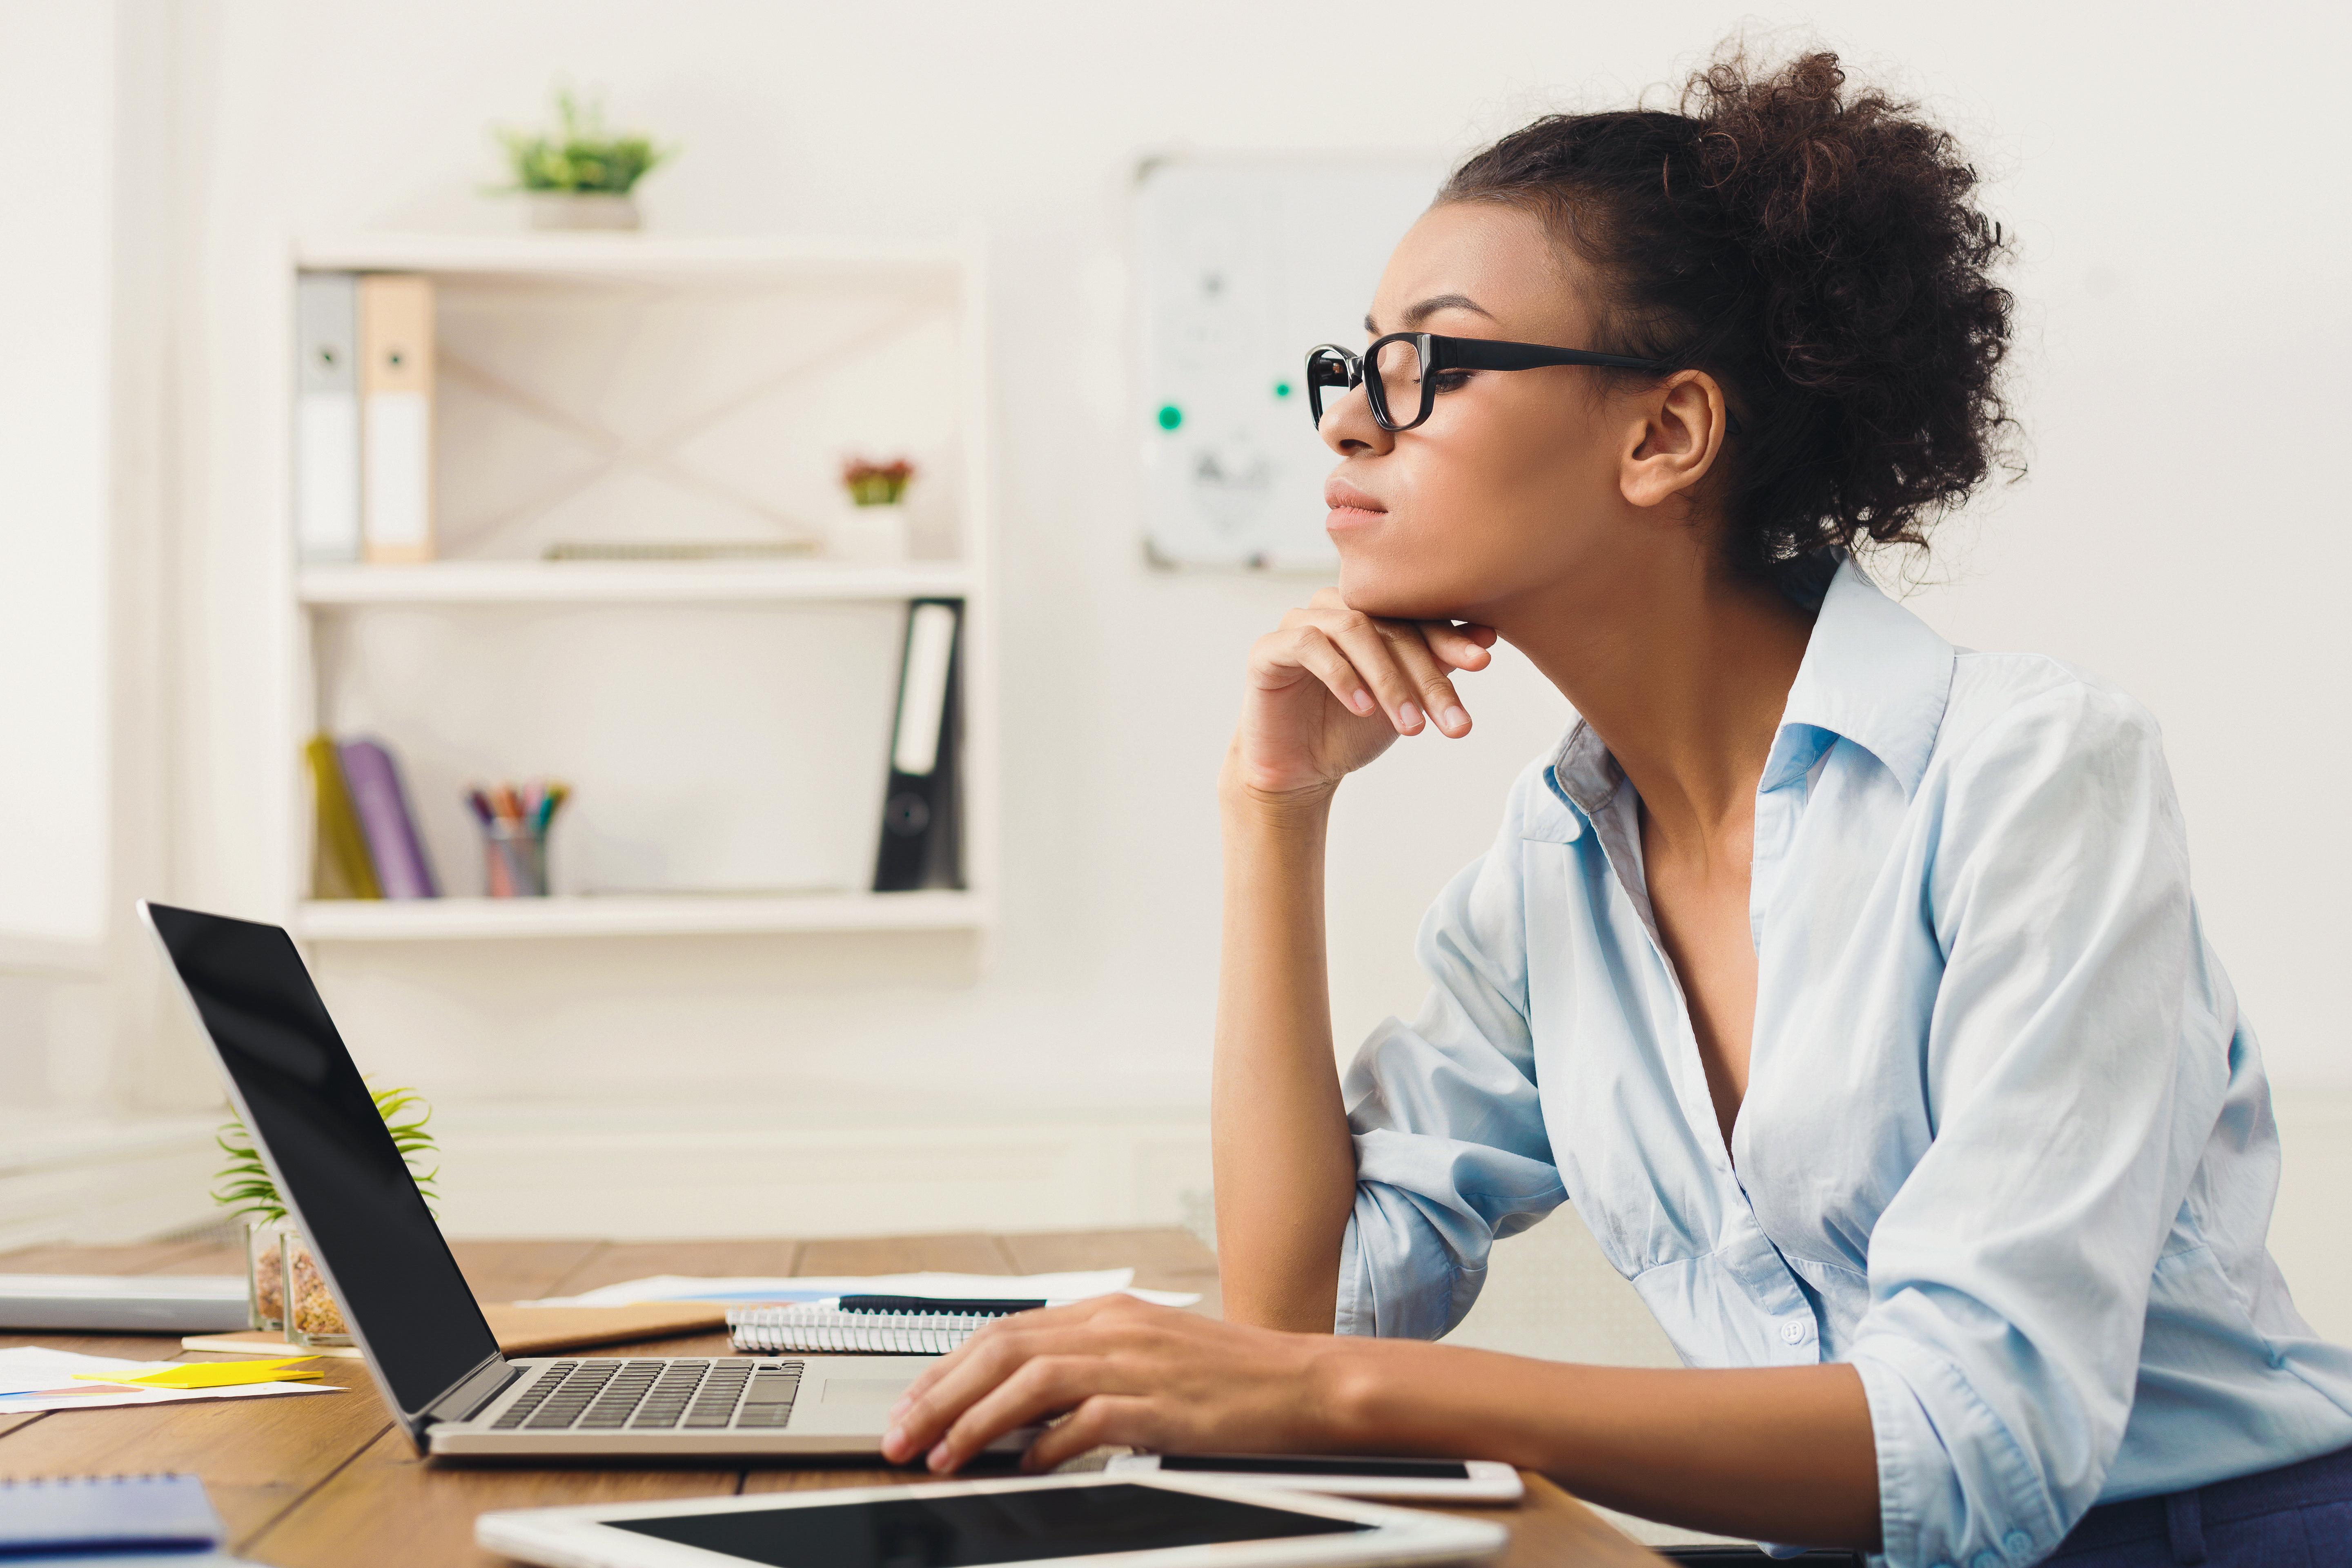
top-left (0, 1230), bottom-right (1658, 1566)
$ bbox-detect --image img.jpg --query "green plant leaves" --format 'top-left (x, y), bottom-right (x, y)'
top-left (212, 1081), bottom-right (443, 1222)
top-left (496, 86), bottom-right (669, 194)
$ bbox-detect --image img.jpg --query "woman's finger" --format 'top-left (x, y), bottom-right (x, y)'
top-left (884, 1326), bottom-right (1049, 1462)
top-left (1314, 610), bottom-right (1430, 734)
top-left (1250, 625), bottom-right (1375, 715)
top-left (929, 1354), bottom-right (1116, 1473)
top-left (1422, 620), bottom-right (1497, 670)
top-left (1380, 625), bottom-right (1474, 738)
top-left (1020, 1394), bottom-right (1163, 1474)
top-left (1285, 626), bottom-right (1377, 716)
top-left (885, 1298), bottom-right (1134, 1461)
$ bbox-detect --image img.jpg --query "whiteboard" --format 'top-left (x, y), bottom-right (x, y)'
top-left (1136, 155), bottom-right (1448, 571)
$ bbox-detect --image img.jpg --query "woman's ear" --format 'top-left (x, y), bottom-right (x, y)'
top-left (1619, 371), bottom-right (1730, 510)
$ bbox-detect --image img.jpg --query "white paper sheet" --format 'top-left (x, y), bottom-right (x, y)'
top-left (0, 1345), bottom-right (339, 1414)
top-left (519, 1269), bottom-right (1199, 1310)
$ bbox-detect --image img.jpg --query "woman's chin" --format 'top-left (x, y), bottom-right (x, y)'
top-left (1336, 556), bottom-right (1475, 623)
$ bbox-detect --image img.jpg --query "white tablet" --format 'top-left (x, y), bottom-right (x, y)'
top-left (1107, 1454), bottom-right (1524, 1503)
top-left (475, 1471), bottom-right (1509, 1568)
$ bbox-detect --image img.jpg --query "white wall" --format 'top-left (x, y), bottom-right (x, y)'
top-left (0, 4), bottom-right (114, 961)
top-left (114, 0), bottom-right (2352, 1258)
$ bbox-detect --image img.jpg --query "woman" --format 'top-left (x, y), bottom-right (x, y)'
top-left (882, 49), bottom-right (2352, 1565)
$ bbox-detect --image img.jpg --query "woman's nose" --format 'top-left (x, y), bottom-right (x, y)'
top-left (1318, 383), bottom-right (1393, 457)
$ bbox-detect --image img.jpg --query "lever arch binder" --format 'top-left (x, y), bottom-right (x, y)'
top-left (873, 597), bottom-right (964, 893)
top-left (294, 272), bottom-right (361, 563)
top-left (358, 273), bottom-right (435, 564)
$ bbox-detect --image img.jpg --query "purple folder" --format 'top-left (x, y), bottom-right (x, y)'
top-left (337, 738), bottom-right (441, 899)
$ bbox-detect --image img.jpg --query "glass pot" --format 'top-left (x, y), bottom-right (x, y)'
top-left (246, 1216), bottom-right (292, 1332)
top-left (282, 1228), bottom-right (352, 1348)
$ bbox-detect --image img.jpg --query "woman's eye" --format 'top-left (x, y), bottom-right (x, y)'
top-left (1431, 371), bottom-right (1474, 394)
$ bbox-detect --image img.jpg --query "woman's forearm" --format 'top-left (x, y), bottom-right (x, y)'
top-left (1212, 774), bottom-right (1360, 1332)
top-left (1316, 1339), bottom-right (1881, 1549)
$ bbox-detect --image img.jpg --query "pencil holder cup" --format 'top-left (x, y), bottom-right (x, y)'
top-left (282, 1230), bottom-right (351, 1347)
top-left (485, 822), bottom-right (550, 898)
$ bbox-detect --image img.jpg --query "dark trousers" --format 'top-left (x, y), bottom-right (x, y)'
top-left (2047, 1443), bottom-right (2352, 1565)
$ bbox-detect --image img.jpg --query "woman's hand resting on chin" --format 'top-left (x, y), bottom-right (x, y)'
top-left (879, 1294), bottom-right (1356, 1475)
top-left (1228, 588), bottom-right (1497, 801)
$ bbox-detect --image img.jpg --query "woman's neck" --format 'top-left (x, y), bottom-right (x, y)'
top-left (1492, 551), bottom-right (1816, 851)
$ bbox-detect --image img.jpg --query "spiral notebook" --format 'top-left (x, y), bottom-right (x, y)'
top-left (0, 1472), bottom-right (221, 1556)
top-left (729, 1295), bottom-right (1046, 1355)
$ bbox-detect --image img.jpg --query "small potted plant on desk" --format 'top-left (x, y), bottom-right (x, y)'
top-left (215, 1085), bottom-right (441, 1346)
top-left (494, 86), bottom-right (670, 230)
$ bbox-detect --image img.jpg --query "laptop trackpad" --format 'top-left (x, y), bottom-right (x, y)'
top-left (821, 1377), bottom-right (914, 1404)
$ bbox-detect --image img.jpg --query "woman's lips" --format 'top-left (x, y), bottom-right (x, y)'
top-left (1324, 480), bottom-right (1386, 532)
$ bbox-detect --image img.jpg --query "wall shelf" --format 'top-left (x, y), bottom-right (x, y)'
top-left (294, 233), bottom-right (965, 288)
top-left (281, 232), bottom-right (994, 944)
top-left (294, 891), bottom-right (989, 942)
top-left (298, 561), bottom-right (976, 606)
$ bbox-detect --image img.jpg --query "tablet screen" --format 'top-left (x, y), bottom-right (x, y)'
top-left (1156, 1456), bottom-right (1472, 1481)
top-left (612, 1484), bottom-right (1370, 1568)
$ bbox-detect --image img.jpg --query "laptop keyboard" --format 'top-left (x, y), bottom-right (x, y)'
top-left (489, 1358), bottom-right (805, 1432)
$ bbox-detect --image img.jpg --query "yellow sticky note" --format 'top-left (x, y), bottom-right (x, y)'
top-left (74, 1357), bottom-right (321, 1390)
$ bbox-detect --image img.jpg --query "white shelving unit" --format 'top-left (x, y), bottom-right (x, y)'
top-left (281, 233), bottom-right (994, 944)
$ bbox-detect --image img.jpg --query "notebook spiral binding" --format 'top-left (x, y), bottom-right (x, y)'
top-left (728, 1307), bottom-right (999, 1356)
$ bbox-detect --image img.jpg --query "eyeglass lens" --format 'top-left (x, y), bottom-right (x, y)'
top-left (1369, 337), bottom-right (1426, 430)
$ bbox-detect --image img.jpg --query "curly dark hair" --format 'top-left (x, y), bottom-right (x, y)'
top-left (1441, 47), bottom-right (2017, 588)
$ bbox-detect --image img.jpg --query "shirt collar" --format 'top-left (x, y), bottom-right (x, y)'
top-left (1539, 554), bottom-right (1955, 828)
top-left (1764, 555), bottom-right (1953, 797)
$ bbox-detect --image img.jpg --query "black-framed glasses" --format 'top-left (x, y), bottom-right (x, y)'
top-left (1305, 332), bottom-right (1673, 433)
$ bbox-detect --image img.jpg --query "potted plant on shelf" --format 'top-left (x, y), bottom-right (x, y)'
top-left (214, 1084), bottom-right (442, 1345)
top-left (830, 455), bottom-right (918, 563)
top-left (494, 86), bottom-right (670, 230)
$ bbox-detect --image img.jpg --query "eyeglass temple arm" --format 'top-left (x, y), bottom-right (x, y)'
top-left (1430, 336), bottom-right (1740, 435)
top-left (1434, 337), bottom-right (1668, 374)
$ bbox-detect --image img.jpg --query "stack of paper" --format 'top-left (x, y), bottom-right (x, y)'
top-left (0, 1346), bottom-right (338, 1415)
top-left (517, 1269), bottom-right (1199, 1310)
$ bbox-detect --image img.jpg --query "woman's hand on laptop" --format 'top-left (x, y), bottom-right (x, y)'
top-left (880, 1294), bottom-right (1361, 1474)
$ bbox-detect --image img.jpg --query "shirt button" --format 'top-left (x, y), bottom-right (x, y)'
top-left (2003, 1532), bottom-right (2031, 1555)
top-left (1779, 1320), bottom-right (1807, 1345)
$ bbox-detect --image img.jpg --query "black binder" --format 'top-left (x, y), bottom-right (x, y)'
top-left (873, 597), bottom-right (964, 893)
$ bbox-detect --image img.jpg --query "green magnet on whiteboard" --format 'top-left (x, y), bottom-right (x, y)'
top-left (1273, 380), bottom-right (1292, 399)
top-left (1156, 404), bottom-right (1183, 431)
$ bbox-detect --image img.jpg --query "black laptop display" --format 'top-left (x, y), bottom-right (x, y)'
top-left (143, 902), bottom-right (502, 1435)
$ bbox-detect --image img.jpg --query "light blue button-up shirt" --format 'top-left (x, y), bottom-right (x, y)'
top-left (1335, 558), bottom-right (2352, 1567)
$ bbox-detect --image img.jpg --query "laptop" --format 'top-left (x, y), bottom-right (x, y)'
top-left (143, 900), bottom-right (1025, 1461)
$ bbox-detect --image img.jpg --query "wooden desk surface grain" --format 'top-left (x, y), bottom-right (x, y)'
top-left (0, 1230), bottom-right (1659, 1567)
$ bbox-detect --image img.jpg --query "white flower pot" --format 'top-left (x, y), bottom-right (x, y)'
top-left (827, 503), bottom-right (911, 564)
top-left (525, 192), bottom-right (640, 231)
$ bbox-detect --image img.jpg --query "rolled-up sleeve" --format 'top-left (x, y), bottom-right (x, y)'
top-left (1849, 684), bottom-right (2226, 1566)
top-left (1337, 768), bottom-right (1568, 1340)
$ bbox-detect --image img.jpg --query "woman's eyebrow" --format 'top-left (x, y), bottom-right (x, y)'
top-left (1364, 294), bottom-right (1499, 335)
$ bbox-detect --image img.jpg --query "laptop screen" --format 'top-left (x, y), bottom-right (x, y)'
top-left (145, 903), bottom-right (499, 1417)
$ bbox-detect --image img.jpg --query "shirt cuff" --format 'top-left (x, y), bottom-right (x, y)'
top-left (1849, 1336), bottom-right (2062, 1568)
top-left (1334, 1210), bottom-right (1370, 1336)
